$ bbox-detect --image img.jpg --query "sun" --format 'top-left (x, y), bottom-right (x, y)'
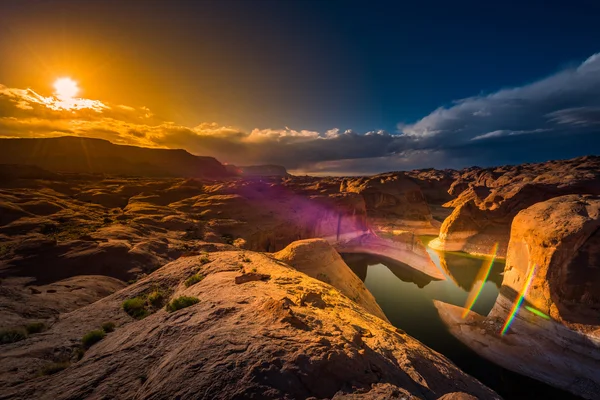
top-left (53, 77), bottom-right (79, 100)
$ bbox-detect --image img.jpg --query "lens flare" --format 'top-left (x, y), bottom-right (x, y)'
top-left (524, 305), bottom-right (550, 320)
top-left (462, 243), bottom-right (498, 318)
top-left (500, 265), bottom-right (536, 336)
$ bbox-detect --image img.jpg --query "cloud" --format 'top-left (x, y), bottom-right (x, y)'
top-left (400, 53), bottom-right (600, 145)
top-left (1, 53), bottom-right (600, 174)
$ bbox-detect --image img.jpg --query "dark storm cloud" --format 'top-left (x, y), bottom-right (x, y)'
top-left (1, 52), bottom-right (600, 174)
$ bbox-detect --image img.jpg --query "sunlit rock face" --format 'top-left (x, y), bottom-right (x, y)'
top-left (430, 156), bottom-right (600, 257)
top-left (495, 194), bottom-right (600, 330)
top-left (341, 172), bottom-right (440, 235)
top-left (0, 249), bottom-right (501, 400)
top-left (435, 195), bottom-right (600, 399)
top-left (274, 238), bottom-right (389, 322)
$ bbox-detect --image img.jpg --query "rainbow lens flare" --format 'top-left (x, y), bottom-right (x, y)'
top-left (462, 243), bottom-right (498, 318)
top-left (524, 305), bottom-right (550, 320)
top-left (500, 265), bottom-right (536, 336)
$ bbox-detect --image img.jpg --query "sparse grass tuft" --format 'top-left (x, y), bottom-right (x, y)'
top-left (101, 322), bottom-right (116, 333)
top-left (239, 253), bottom-right (251, 263)
top-left (122, 297), bottom-right (149, 319)
top-left (184, 273), bottom-right (204, 287)
top-left (40, 361), bottom-right (70, 375)
top-left (166, 296), bottom-right (199, 312)
top-left (199, 254), bottom-right (210, 265)
top-left (81, 329), bottom-right (105, 348)
top-left (0, 328), bottom-right (27, 344)
top-left (25, 322), bottom-right (45, 334)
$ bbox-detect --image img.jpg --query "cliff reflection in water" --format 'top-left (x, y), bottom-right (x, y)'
top-left (340, 250), bottom-right (583, 400)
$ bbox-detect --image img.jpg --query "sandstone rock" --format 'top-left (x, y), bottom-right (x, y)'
top-left (435, 194), bottom-right (600, 399)
top-left (0, 251), bottom-right (499, 400)
top-left (341, 173), bottom-right (440, 235)
top-left (337, 233), bottom-right (445, 280)
top-left (274, 239), bottom-right (389, 321)
top-left (430, 156), bottom-right (600, 257)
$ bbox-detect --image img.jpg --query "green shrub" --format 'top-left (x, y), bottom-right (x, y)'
top-left (101, 322), bottom-right (116, 333)
top-left (0, 328), bottom-right (27, 344)
top-left (40, 361), bottom-right (70, 375)
top-left (166, 296), bottom-right (199, 312)
top-left (184, 273), bottom-right (204, 287)
top-left (199, 255), bottom-right (210, 265)
top-left (122, 297), bottom-right (149, 319)
top-left (147, 289), bottom-right (166, 307)
top-left (81, 330), bottom-right (105, 348)
top-left (25, 322), bottom-right (45, 334)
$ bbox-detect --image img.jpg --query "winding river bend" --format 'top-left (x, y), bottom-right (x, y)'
top-left (341, 236), bottom-right (582, 400)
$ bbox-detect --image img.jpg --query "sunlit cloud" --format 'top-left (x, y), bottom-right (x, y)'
top-left (1, 51), bottom-right (600, 173)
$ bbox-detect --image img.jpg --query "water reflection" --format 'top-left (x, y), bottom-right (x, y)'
top-left (340, 245), bottom-right (582, 400)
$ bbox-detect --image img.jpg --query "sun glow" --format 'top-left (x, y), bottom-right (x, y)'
top-left (54, 77), bottom-right (79, 100)
top-left (30, 78), bottom-right (108, 112)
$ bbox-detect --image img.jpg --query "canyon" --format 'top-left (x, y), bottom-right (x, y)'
top-left (1, 137), bottom-right (599, 399)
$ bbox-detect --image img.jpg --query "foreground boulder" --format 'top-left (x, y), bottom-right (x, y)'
top-left (0, 248), bottom-right (499, 399)
top-left (430, 156), bottom-right (600, 257)
top-left (274, 238), bottom-right (388, 322)
top-left (435, 195), bottom-right (600, 399)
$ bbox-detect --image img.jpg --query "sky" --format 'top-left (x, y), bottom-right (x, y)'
top-left (1, 0), bottom-right (600, 175)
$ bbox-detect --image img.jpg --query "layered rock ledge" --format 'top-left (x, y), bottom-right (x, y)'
top-left (429, 156), bottom-right (600, 257)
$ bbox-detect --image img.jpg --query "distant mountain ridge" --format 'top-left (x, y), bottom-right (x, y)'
top-left (0, 136), bottom-right (229, 178)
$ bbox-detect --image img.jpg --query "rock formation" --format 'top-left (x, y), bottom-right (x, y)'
top-left (429, 156), bottom-right (600, 257)
top-left (341, 173), bottom-right (440, 235)
top-left (274, 238), bottom-right (389, 321)
top-left (0, 248), bottom-right (499, 400)
top-left (435, 195), bottom-right (600, 399)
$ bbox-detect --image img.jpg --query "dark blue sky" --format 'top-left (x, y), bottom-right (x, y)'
top-left (1, 0), bottom-right (600, 172)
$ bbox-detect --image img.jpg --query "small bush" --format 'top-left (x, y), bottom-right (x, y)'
top-left (101, 322), bottom-right (116, 333)
top-left (40, 361), bottom-right (70, 375)
top-left (199, 255), bottom-right (210, 265)
top-left (184, 273), bottom-right (204, 287)
top-left (123, 297), bottom-right (149, 319)
top-left (147, 289), bottom-right (166, 307)
top-left (81, 330), bottom-right (105, 347)
top-left (0, 328), bottom-right (27, 344)
top-left (239, 253), bottom-right (251, 263)
top-left (81, 330), bottom-right (105, 348)
top-left (166, 296), bottom-right (199, 312)
top-left (25, 322), bottom-right (45, 334)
